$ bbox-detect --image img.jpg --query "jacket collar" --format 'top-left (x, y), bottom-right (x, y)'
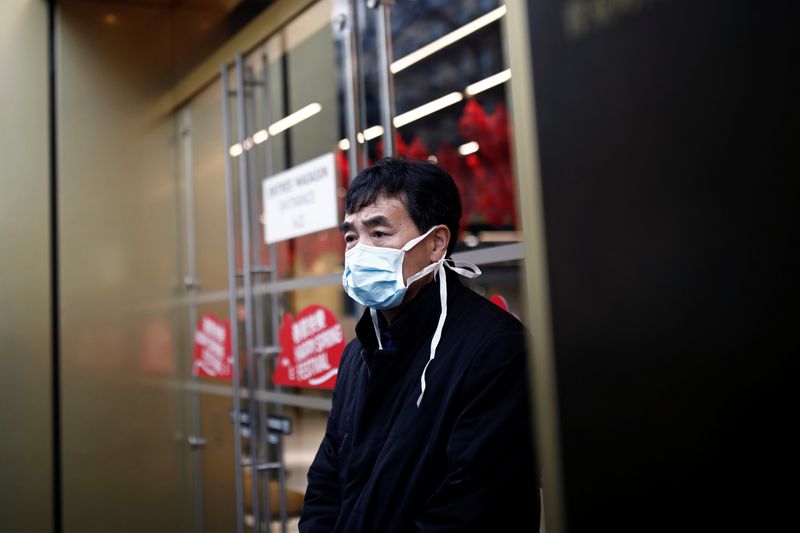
top-left (354, 269), bottom-right (465, 357)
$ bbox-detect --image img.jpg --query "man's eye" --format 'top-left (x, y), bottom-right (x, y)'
top-left (344, 234), bottom-right (356, 243)
top-left (372, 231), bottom-right (385, 239)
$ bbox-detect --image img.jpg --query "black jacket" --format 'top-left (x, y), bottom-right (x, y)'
top-left (299, 271), bottom-right (540, 532)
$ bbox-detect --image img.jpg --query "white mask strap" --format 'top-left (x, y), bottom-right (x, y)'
top-left (417, 262), bottom-right (448, 407)
top-left (405, 255), bottom-right (445, 286)
top-left (415, 258), bottom-right (482, 407)
top-left (400, 225), bottom-right (438, 253)
top-left (370, 308), bottom-right (383, 351)
top-left (444, 258), bottom-right (482, 279)
top-left (404, 225), bottom-right (452, 286)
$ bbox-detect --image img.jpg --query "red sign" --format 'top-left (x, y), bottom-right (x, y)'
top-left (273, 305), bottom-right (344, 389)
top-left (193, 313), bottom-right (233, 380)
top-left (489, 294), bottom-right (510, 312)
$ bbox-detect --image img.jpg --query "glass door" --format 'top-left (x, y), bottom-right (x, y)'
top-left (179, 2), bottom-right (524, 532)
top-left (360, 0), bottom-right (524, 316)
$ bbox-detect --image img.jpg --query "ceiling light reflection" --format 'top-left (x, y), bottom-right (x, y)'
top-left (394, 92), bottom-right (464, 128)
top-left (268, 102), bottom-right (321, 136)
top-left (465, 69), bottom-right (511, 96)
top-left (363, 125), bottom-right (384, 141)
top-left (390, 5), bottom-right (507, 74)
top-left (458, 141), bottom-right (479, 156)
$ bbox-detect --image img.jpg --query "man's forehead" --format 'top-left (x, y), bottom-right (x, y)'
top-left (343, 194), bottom-right (409, 224)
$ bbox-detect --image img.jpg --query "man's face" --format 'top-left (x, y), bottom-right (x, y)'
top-left (341, 193), bottom-right (434, 289)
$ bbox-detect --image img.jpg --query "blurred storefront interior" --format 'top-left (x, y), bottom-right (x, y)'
top-left (1, 1), bottom-right (795, 532)
top-left (2, 1), bottom-right (539, 532)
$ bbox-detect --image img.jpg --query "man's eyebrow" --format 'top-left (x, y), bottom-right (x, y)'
top-left (362, 215), bottom-right (391, 228)
top-left (340, 215), bottom-right (392, 233)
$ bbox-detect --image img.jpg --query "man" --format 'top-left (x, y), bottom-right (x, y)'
top-left (299, 157), bottom-right (540, 532)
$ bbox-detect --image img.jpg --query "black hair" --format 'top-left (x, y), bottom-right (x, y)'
top-left (345, 157), bottom-right (462, 256)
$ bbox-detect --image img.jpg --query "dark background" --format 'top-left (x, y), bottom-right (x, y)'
top-left (527, 1), bottom-right (798, 530)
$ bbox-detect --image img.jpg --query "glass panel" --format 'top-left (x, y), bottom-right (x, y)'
top-left (196, 388), bottom-right (238, 532)
top-left (181, 73), bottom-right (246, 532)
top-left (209, 2), bottom-right (343, 531)
top-left (190, 297), bottom-right (237, 533)
top-left (281, 405), bottom-right (329, 531)
top-left (192, 77), bottom-right (232, 296)
top-left (58, 3), bottom-right (193, 532)
top-left (362, 0), bottom-right (519, 254)
top-left (239, 0), bottom-right (346, 495)
top-left (237, 0), bottom-right (345, 284)
top-left (181, 2), bottom-right (524, 532)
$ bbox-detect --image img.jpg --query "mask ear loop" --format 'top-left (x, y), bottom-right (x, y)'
top-left (405, 225), bottom-right (452, 287)
top-left (400, 225), bottom-right (439, 253)
top-left (370, 308), bottom-right (383, 351)
top-left (416, 262), bottom-right (448, 407)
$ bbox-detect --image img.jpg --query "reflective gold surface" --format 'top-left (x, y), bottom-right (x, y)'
top-left (0, 1), bottom-right (52, 531)
top-left (57, 3), bottom-right (193, 531)
top-left (191, 79), bottom-right (230, 295)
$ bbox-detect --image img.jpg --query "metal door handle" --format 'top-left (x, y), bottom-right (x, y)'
top-left (187, 435), bottom-right (208, 449)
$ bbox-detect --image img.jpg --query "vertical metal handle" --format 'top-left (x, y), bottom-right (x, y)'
top-left (373, 0), bottom-right (396, 157)
top-left (221, 63), bottom-right (245, 533)
top-left (334, 0), bottom-right (363, 183)
top-left (234, 53), bottom-right (263, 531)
top-left (180, 108), bottom-right (205, 533)
top-left (260, 52), bottom-right (290, 533)
top-left (254, 50), bottom-right (273, 533)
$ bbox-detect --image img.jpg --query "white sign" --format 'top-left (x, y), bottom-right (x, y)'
top-left (262, 152), bottom-right (338, 244)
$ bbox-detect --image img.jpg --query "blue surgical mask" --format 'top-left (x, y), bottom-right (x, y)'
top-left (342, 226), bottom-right (442, 310)
top-left (344, 225), bottom-right (483, 407)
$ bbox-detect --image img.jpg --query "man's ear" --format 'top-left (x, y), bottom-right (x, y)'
top-left (430, 225), bottom-right (451, 261)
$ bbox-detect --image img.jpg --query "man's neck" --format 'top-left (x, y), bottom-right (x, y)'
top-left (380, 272), bottom-right (435, 323)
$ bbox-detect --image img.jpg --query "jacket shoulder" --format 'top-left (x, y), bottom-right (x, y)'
top-left (453, 285), bottom-right (527, 337)
top-left (442, 286), bottom-right (528, 374)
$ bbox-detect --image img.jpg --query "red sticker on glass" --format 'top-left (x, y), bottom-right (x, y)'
top-left (489, 294), bottom-right (510, 312)
top-left (192, 313), bottom-right (233, 380)
top-left (273, 305), bottom-right (344, 389)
